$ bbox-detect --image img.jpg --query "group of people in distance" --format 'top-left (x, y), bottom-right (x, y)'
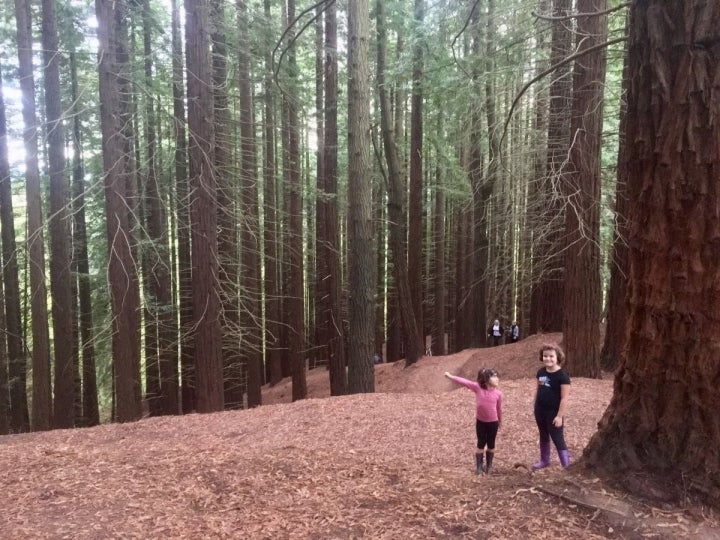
top-left (445, 343), bottom-right (570, 475)
top-left (487, 319), bottom-right (520, 346)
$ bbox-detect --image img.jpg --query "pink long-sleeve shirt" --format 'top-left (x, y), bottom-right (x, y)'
top-left (449, 375), bottom-right (503, 423)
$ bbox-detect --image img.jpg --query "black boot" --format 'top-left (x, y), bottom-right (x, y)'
top-left (475, 452), bottom-right (484, 475)
top-left (485, 450), bottom-right (494, 474)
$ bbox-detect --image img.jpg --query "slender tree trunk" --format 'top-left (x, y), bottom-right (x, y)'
top-left (286, 0), bottom-right (307, 401)
top-left (376, 0), bottom-right (422, 367)
top-left (0, 69), bottom-right (9, 434)
top-left (323, 0), bottom-right (347, 395)
top-left (185, 0), bottom-right (224, 412)
top-left (211, 0), bottom-right (241, 410)
top-left (263, 0), bottom-right (283, 387)
top-left (347, 0), bottom-right (375, 391)
top-left (0, 58), bottom-right (28, 432)
top-left (408, 0), bottom-right (425, 342)
top-left (525, 0), bottom-right (551, 335)
top-left (69, 53), bottom-right (99, 427)
top-left (42, 0), bottom-right (75, 429)
top-left (0, 255), bottom-right (7, 434)
top-left (172, 0), bottom-right (193, 414)
top-left (314, 4), bottom-right (328, 371)
top-left (584, 0), bottom-right (720, 503)
top-left (142, 0), bottom-right (176, 416)
top-left (600, 24), bottom-right (630, 373)
top-left (531, 0), bottom-right (572, 334)
top-left (96, 0), bottom-right (142, 423)
top-left (15, 0), bottom-right (53, 430)
top-left (431, 134), bottom-right (446, 356)
top-left (562, 0), bottom-right (607, 378)
top-left (468, 1), bottom-right (488, 348)
top-left (238, 0), bottom-right (262, 407)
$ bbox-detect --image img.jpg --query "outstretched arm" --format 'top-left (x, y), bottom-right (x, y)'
top-left (444, 372), bottom-right (479, 391)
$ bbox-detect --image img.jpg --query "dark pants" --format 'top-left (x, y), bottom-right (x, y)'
top-left (534, 407), bottom-right (567, 451)
top-left (492, 336), bottom-right (501, 346)
top-left (476, 420), bottom-right (499, 450)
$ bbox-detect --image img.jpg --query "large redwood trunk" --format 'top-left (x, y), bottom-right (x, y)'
top-left (561, 0), bottom-right (607, 378)
top-left (530, 0), bottom-right (572, 335)
top-left (42, 0), bottom-right (75, 429)
top-left (0, 58), bottom-right (28, 432)
top-left (323, 0), bottom-right (347, 396)
top-left (347, 0), bottom-right (375, 391)
top-left (185, 0), bottom-right (224, 413)
top-left (96, 0), bottom-right (142, 423)
top-left (600, 25), bottom-right (630, 373)
top-left (584, 0), bottom-right (720, 502)
top-left (16, 0), bottom-right (53, 430)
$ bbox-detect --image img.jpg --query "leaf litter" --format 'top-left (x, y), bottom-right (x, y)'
top-left (1, 333), bottom-right (718, 539)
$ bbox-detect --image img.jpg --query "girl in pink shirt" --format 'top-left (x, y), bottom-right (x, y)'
top-left (445, 368), bottom-right (503, 474)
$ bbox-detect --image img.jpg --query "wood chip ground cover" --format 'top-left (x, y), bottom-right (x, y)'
top-left (1, 334), bottom-right (718, 538)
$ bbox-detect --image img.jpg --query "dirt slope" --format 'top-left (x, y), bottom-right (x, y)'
top-left (0, 336), bottom-right (717, 539)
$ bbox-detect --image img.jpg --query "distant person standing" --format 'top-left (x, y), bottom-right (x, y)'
top-left (509, 322), bottom-right (520, 344)
top-left (487, 319), bottom-right (504, 346)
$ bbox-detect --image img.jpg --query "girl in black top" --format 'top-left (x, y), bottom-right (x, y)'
top-left (532, 344), bottom-right (571, 470)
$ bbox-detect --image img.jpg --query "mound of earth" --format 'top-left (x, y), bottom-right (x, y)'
top-left (0, 336), bottom-right (717, 539)
top-left (264, 333), bottom-right (564, 404)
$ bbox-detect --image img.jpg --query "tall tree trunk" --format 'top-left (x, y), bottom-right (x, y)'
top-left (431, 129), bottom-right (446, 356)
top-left (562, 0), bottom-right (607, 378)
top-left (525, 0), bottom-right (551, 335)
top-left (171, 0), bottom-right (193, 414)
top-left (0, 249), bottom-right (7, 434)
top-left (485, 0), bottom-right (502, 331)
top-left (408, 0), bottom-right (425, 342)
top-left (0, 67), bottom-right (9, 434)
top-left (469, 1), bottom-right (488, 348)
top-left (530, 0), bottom-right (572, 334)
top-left (584, 0), bottom-right (720, 503)
top-left (142, 0), bottom-right (177, 416)
top-left (42, 0), bottom-right (75, 429)
top-left (0, 58), bottom-right (28, 432)
top-left (347, 0), bottom-right (375, 391)
top-left (600, 24), bottom-right (630, 373)
top-left (211, 0), bottom-right (241, 410)
top-left (185, 0), bottom-right (224, 412)
top-left (314, 4), bottom-right (327, 372)
top-left (238, 0), bottom-right (262, 407)
top-left (69, 52), bottom-right (99, 427)
top-left (286, 0), bottom-right (307, 401)
top-left (376, 0), bottom-right (422, 367)
top-left (96, 0), bottom-right (142, 422)
top-left (15, 0), bottom-right (53, 430)
top-left (323, 0), bottom-right (347, 395)
top-left (263, 0), bottom-right (283, 387)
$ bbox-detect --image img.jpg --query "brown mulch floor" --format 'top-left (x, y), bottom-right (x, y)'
top-left (1, 333), bottom-right (718, 539)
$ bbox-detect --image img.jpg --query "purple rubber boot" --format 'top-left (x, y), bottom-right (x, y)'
top-left (558, 449), bottom-right (571, 468)
top-left (532, 442), bottom-right (551, 470)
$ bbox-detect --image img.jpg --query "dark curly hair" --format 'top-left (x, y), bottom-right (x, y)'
top-left (477, 368), bottom-right (499, 389)
top-left (538, 343), bottom-right (565, 365)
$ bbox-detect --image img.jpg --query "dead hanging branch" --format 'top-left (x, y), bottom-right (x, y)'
top-left (272, 0), bottom-right (335, 99)
top-left (532, 2), bottom-right (630, 22)
top-left (500, 35), bottom-right (627, 148)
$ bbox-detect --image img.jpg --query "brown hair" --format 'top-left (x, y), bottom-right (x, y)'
top-left (477, 368), bottom-right (499, 389)
top-left (538, 343), bottom-right (565, 365)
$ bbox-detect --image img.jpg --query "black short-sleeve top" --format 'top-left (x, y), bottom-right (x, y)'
top-left (534, 367), bottom-right (571, 412)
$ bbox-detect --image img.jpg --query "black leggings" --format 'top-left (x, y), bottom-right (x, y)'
top-left (534, 407), bottom-right (567, 451)
top-left (475, 420), bottom-right (499, 450)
